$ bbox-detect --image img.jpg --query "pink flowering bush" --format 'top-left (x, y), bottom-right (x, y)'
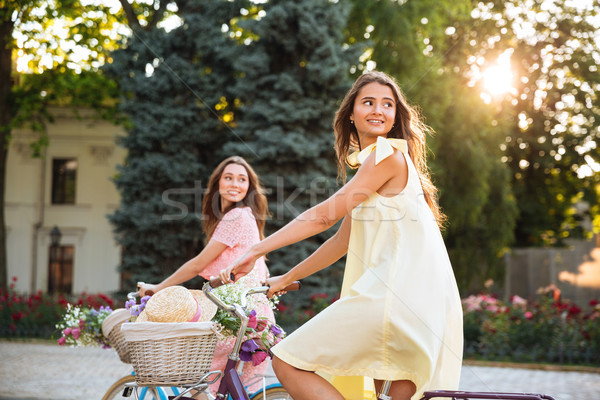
top-left (463, 284), bottom-right (600, 366)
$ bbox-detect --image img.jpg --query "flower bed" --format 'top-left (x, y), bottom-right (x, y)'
top-left (0, 277), bottom-right (117, 339)
top-left (463, 284), bottom-right (600, 366)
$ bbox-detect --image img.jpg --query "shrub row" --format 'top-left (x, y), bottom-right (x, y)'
top-left (3, 276), bottom-right (598, 367)
top-left (0, 277), bottom-right (118, 340)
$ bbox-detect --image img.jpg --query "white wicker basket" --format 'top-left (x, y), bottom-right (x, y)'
top-left (101, 309), bottom-right (132, 364)
top-left (121, 321), bottom-right (218, 386)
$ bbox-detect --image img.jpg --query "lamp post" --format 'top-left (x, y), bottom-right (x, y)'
top-left (49, 226), bottom-right (61, 294)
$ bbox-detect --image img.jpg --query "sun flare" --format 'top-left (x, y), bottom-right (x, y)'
top-left (482, 53), bottom-right (514, 96)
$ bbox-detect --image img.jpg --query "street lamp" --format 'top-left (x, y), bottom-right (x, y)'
top-left (50, 226), bottom-right (62, 247)
top-left (48, 226), bottom-right (61, 293)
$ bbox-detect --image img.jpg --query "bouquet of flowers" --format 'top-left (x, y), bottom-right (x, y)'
top-left (56, 304), bottom-right (113, 347)
top-left (239, 309), bottom-right (286, 366)
top-left (210, 280), bottom-right (285, 366)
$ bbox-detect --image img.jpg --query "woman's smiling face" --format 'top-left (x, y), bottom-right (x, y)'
top-left (219, 163), bottom-right (249, 210)
top-left (350, 82), bottom-right (397, 143)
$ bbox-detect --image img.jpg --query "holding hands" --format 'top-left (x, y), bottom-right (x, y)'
top-left (217, 245), bottom-right (296, 298)
top-left (218, 245), bottom-right (263, 284)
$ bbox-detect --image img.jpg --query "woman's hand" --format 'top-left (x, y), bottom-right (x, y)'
top-left (266, 275), bottom-right (293, 298)
top-left (138, 282), bottom-right (159, 297)
top-left (219, 246), bottom-right (262, 284)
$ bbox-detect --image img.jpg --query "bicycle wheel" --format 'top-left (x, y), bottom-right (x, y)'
top-left (101, 374), bottom-right (165, 400)
top-left (249, 385), bottom-right (293, 400)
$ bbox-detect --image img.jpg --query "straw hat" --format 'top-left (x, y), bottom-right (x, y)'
top-left (143, 286), bottom-right (197, 323)
top-left (189, 290), bottom-right (218, 322)
top-left (135, 309), bottom-right (148, 322)
top-left (140, 286), bottom-right (218, 323)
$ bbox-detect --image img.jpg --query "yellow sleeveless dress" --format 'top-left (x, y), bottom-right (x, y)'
top-left (271, 137), bottom-right (463, 400)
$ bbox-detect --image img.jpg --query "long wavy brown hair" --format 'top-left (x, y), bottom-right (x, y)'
top-left (201, 156), bottom-right (269, 241)
top-left (333, 71), bottom-right (446, 228)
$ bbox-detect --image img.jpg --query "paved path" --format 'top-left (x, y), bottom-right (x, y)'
top-left (1, 341), bottom-right (598, 399)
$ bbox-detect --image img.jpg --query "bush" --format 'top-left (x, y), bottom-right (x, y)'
top-left (463, 284), bottom-right (600, 366)
top-left (0, 277), bottom-right (119, 340)
top-left (276, 291), bottom-right (339, 332)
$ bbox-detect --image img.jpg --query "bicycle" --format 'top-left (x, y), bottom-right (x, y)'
top-left (117, 277), bottom-right (299, 400)
top-left (108, 280), bottom-right (557, 400)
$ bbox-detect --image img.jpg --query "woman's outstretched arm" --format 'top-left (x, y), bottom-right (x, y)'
top-left (267, 215), bottom-right (351, 295)
top-left (220, 149), bottom-right (407, 282)
top-left (138, 240), bottom-right (227, 295)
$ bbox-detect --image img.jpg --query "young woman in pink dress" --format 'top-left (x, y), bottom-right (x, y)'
top-left (138, 156), bottom-right (274, 395)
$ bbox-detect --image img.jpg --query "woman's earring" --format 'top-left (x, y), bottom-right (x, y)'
top-left (350, 120), bottom-right (354, 124)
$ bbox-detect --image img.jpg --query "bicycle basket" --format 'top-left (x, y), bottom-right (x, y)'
top-left (121, 321), bottom-right (218, 386)
top-left (101, 308), bottom-right (132, 364)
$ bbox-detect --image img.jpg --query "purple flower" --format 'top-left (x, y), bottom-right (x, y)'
top-left (239, 340), bottom-right (259, 362)
top-left (241, 339), bottom-right (260, 353)
top-left (270, 325), bottom-right (282, 336)
top-left (239, 350), bottom-right (253, 362)
top-left (125, 299), bottom-right (136, 310)
top-left (141, 296), bottom-right (151, 305)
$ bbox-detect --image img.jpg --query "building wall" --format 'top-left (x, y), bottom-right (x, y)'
top-left (6, 107), bottom-right (126, 294)
top-left (503, 235), bottom-right (600, 310)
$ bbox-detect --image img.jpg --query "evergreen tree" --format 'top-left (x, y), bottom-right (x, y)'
top-left (106, 0), bottom-right (243, 287)
top-left (222, 0), bottom-right (362, 304)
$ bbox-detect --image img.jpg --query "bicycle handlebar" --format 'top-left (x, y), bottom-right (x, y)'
top-left (207, 275), bottom-right (301, 292)
top-left (202, 278), bottom-right (301, 314)
top-left (134, 278), bottom-right (300, 314)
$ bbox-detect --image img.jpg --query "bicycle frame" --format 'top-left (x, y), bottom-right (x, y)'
top-left (420, 390), bottom-right (557, 400)
top-left (202, 282), bottom-right (273, 400)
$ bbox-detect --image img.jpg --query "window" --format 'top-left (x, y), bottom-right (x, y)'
top-left (51, 158), bottom-right (78, 204)
top-left (48, 245), bottom-right (74, 294)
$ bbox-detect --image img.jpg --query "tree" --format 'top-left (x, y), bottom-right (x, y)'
top-left (0, 0), bottom-right (125, 289)
top-left (346, 0), bottom-right (518, 290)
top-left (425, 0), bottom-right (600, 247)
top-left (222, 0), bottom-right (362, 304)
top-left (106, 0), bottom-right (245, 287)
top-left (477, 0), bottom-right (600, 246)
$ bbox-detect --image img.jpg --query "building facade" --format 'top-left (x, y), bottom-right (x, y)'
top-left (6, 107), bottom-right (126, 294)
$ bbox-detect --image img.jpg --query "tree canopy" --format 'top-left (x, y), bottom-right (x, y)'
top-left (0, 0), bottom-right (127, 289)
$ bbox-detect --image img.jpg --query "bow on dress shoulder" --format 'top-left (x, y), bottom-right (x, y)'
top-left (346, 136), bottom-right (408, 168)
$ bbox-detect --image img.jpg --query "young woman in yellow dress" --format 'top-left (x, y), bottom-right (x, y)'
top-left (220, 71), bottom-right (463, 400)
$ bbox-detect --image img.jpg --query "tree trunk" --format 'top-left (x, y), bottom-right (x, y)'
top-left (0, 15), bottom-right (15, 290)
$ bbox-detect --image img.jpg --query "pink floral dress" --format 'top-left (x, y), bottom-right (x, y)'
top-left (201, 206), bottom-right (275, 394)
